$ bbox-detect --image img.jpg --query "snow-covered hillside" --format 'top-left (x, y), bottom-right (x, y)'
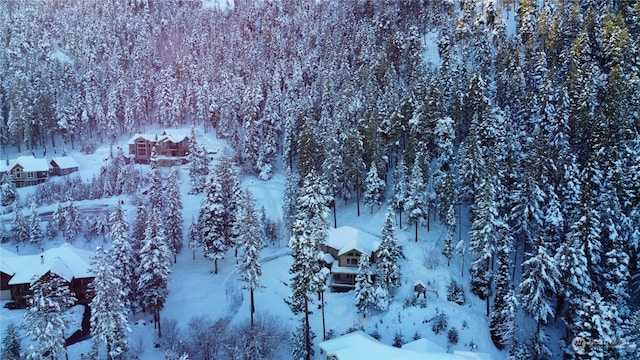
top-left (3, 127), bottom-right (503, 359)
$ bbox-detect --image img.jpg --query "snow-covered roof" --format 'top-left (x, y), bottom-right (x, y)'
top-left (0, 156), bottom-right (50, 173)
top-left (402, 338), bottom-right (446, 353)
top-left (319, 331), bottom-right (470, 360)
top-left (127, 133), bottom-right (158, 145)
top-left (0, 247), bottom-right (20, 275)
top-left (325, 226), bottom-right (380, 256)
top-left (161, 130), bottom-right (189, 143)
top-left (127, 130), bottom-right (189, 145)
top-left (7, 243), bottom-right (95, 285)
top-left (50, 156), bottom-right (79, 169)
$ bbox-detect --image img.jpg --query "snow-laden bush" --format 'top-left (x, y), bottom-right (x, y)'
top-left (392, 331), bottom-right (404, 348)
top-left (431, 311), bottom-right (448, 335)
top-left (447, 327), bottom-right (459, 345)
top-left (446, 280), bottom-right (466, 305)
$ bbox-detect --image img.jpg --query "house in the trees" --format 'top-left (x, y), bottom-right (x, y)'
top-left (127, 130), bottom-right (190, 166)
top-left (319, 330), bottom-right (492, 360)
top-left (323, 226), bottom-right (380, 291)
top-left (0, 155), bottom-right (50, 188)
top-left (49, 156), bottom-right (79, 176)
top-left (0, 248), bottom-right (17, 300)
top-left (1, 243), bottom-right (95, 306)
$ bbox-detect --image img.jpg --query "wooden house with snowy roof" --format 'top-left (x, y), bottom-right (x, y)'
top-left (0, 155), bottom-right (50, 187)
top-left (1, 243), bottom-right (95, 306)
top-left (127, 130), bottom-right (190, 166)
top-left (323, 226), bottom-right (380, 291)
top-left (50, 156), bottom-right (79, 176)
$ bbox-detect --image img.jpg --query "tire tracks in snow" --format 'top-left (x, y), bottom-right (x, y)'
top-left (223, 248), bottom-right (292, 319)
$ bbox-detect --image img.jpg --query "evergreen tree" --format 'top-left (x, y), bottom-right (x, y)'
top-left (236, 190), bottom-right (265, 327)
top-left (469, 171), bottom-right (500, 315)
top-left (28, 200), bottom-right (44, 248)
top-left (354, 253), bottom-right (375, 318)
top-left (391, 158), bottom-right (408, 229)
top-left (1, 323), bottom-right (21, 360)
top-left (376, 211), bottom-right (402, 290)
top-left (165, 168), bottom-right (184, 263)
top-left (575, 292), bottom-right (623, 360)
top-left (283, 167), bottom-right (300, 235)
top-left (489, 227), bottom-right (517, 350)
top-left (406, 155), bottom-right (427, 242)
top-left (519, 239), bottom-right (560, 359)
top-left (363, 161), bottom-right (386, 213)
top-left (187, 125), bottom-right (209, 194)
top-left (46, 203), bottom-right (64, 240)
top-left (198, 169), bottom-right (227, 274)
top-left (442, 203), bottom-right (456, 266)
top-left (136, 207), bottom-right (171, 337)
top-left (214, 152), bottom-right (242, 255)
top-left (132, 189), bottom-right (147, 253)
top-left (109, 202), bottom-right (135, 310)
top-left (24, 273), bottom-right (77, 360)
top-left (90, 246), bottom-right (131, 360)
top-left (286, 172), bottom-right (330, 360)
top-left (147, 147), bottom-right (163, 212)
top-left (0, 173), bottom-right (16, 206)
top-left (63, 200), bottom-right (81, 243)
top-left (11, 205), bottom-right (28, 244)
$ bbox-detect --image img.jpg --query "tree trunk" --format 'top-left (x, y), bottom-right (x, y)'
top-left (157, 308), bottom-right (162, 338)
top-left (250, 289), bottom-right (255, 328)
top-left (356, 184), bottom-right (360, 217)
top-left (214, 259), bottom-right (218, 274)
top-left (304, 296), bottom-right (311, 360)
top-left (415, 222), bottom-right (418, 243)
top-left (321, 291), bottom-right (326, 340)
top-left (399, 210), bottom-right (402, 230)
top-left (333, 202), bottom-right (337, 228)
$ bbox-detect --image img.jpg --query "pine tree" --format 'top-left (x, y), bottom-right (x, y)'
top-left (283, 167), bottom-right (300, 234)
top-left (519, 239), bottom-right (560, 359)
top-left (132, 189), bottom-right (147, 252)
top-left (392, 158), bottom-right (408, 229)
top-left (28, 200), bottom-right (44, 248)
top-left (187, 124), bottom-right (207, 194)
top-left (165, 168), bottom-right (184, 263)
top-left (354, 253), bottom-right (375, 318)
top-left (109, 202), bottom-right (135, 310)
top-left (90, 246), bottom-right (131, 360)
top-left (363, 161), bottom-right (385, 214)
top-left (469, 171), bottom-right (499, 315)
top-left (0, 173), bottom-right (16, 206)
top-left (489, 227), bottom-right (517, 350)
top-left (442, 203), bottom-right (456, 266)
top-left (376, 211), bottom-right (402, 290)
top-left (406, 155), bottom-right (427, 242)
top-left (236, 190), bottom-right (265, 327)
top-left (575, 292), bottom-right (623, 360)
top-left (24, 273), bottom-right (77, 360)
top-left (63, 200), bottom-right (81, 243)
top-left (136, 207), bottom-right (171, 337)
top-left (286, 172), bottom-right (330, 360)
top-left (46, 203), bottom-right (64, 239)
top-left (1, 323), bottom-right (21, 360)
top-left (214, 152), bottom-right (242, 256)
top-left (198, 169), bottom-right (227, 274)
top-left (147, 146), bottom-right (163, 212)
top-left (11, 205), bottom-right (28, 244)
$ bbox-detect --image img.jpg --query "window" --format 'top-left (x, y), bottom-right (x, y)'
top-left (137, 142), bottom-right (147, 156)
top-left (27, 172), bottom-right (35, 179)
top-left (13, 168), bottom-right (22, 178)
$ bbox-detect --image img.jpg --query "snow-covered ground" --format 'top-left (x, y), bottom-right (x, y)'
top-left (1, 127), bottom-right (506, 359)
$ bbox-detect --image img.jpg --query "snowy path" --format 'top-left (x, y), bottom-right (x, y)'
top-left (223, 248), bottom-right (291, 319)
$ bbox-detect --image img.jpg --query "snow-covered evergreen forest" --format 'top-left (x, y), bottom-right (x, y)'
top-left (1, 0), bottom-right (640, 359)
